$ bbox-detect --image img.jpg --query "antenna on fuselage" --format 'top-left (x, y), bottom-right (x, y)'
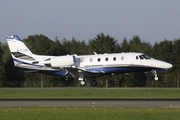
top-left (93, 52), bottom-right (97, 55)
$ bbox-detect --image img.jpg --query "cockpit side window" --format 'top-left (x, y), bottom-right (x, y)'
top-left (139, 55), bottom-right (144, 59)
top-left (136, 56), bottom-right (139, 59)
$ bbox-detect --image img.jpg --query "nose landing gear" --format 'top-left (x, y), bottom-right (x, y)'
top-left (151, 69), bottom-right (158, 81)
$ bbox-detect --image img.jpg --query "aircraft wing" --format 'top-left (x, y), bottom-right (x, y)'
top-left (65, 66), bottom-right (105, 78)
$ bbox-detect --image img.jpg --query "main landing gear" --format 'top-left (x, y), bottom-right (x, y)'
top-left (91, 79), bottom-right (97, 86)
top-left (151, 69), bottom-right (158, 81)
top-left (80, 80), bottom-right (86, 86)
top-left (78, 75), bottom-right (86, 86)
top-left (78, 76), bottom-right (97, 86)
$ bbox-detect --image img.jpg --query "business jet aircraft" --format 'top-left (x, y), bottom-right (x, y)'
top-left (6, 35), bottom-right (172, 86)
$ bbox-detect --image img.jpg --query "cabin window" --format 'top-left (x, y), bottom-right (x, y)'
top-left (136, 56), bottom-right (139, 59)
top-left (121, 56), bottom-right (124, 61)
top-left (90, 58), bottom-right (93, 62)
top-left (113, 57), bottom-right (116, 61)
top-left (97, 58), bottom-right (101, 62)
top-left (105, 58), bottom-right (108, 61)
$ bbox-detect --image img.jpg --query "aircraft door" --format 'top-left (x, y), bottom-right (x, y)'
top-left (74, 57), bottom-right (80, 67)
top-left (79, 57), bottom-right (85, 67)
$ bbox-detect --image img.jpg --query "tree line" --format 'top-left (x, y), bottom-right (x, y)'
top-left (0, 33), bottom-right (179, 87)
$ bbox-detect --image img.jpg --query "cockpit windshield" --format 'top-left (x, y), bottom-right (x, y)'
top-left (142, 54), bottom-right (151, 59)
top-left (136, 54), bottom-right (151, 60)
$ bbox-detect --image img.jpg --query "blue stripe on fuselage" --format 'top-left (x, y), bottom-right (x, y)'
top-left (13, 58), bottom-right (44, 67)
top-left (38, 70), bottom-right (67, 76)
top-left (24, 69), bottom-right (67, 76)
top-left (85, 67), bottom-right (166, 74)
top-left (14, 58), bottom-right (67, 76)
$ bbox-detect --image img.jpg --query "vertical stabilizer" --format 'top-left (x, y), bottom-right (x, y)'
top-left (6, 35), bottom-right (33, 55)
top-left (6, 35), bottom-right (36, 65)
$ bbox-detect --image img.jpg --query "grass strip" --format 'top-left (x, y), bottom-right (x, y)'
top-left (0, 88), bottom-right (180, 99)
top-left (0, 107), bottom-right (180, 120)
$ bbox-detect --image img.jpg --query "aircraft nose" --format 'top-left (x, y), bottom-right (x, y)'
top-left (154, 60), bottom-right (173, 70)
top-left (162, 62), bottom-right (172, 69)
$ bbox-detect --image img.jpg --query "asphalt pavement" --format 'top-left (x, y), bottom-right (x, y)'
top-left (0, 99), bottom-right (180, 108)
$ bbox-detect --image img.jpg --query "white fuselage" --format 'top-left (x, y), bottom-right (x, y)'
top-left (6, 35), bottom-right (173, 85)
top-left (14, 52), bottom-right (172, 77)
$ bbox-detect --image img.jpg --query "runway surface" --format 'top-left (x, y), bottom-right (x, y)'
top-left (0, 99), bottom-right (180, 108)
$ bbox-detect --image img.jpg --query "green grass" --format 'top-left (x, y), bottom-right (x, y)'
top-left (0, 88), bottom-right (180, 120)
top-left (0, 88), bottom-right (180, 99)
top-left (0, 107), bottom-right (179, 120)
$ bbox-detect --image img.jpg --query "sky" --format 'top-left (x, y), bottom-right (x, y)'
top-left (1, 0), bottom-right (180, 44)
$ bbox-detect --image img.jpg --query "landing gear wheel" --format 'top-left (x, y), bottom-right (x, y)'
top-left (78, 75), bottom-right (86, 86)
top-left (91, 80), bottom-right (97, 86)
top-left (155, 76), bottom-right (158, 81)
top-left (80, 80), bottom-right (86, 86)
top-left (151, 69), bottom-right (158, 81)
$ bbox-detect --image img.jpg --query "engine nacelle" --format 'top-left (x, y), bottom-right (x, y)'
top-left (46, 56), bottom-right (75, 68)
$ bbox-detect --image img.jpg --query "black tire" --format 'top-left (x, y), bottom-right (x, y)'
top-left (91, 80), bottom-right (97, 86)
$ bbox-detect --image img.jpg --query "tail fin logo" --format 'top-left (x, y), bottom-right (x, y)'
top-left (6, 35), bottom-right (14, 40)
top-left (6, 35), bottom-right (22, 41)
top-left (11, 52), bottom-right (35, 60)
